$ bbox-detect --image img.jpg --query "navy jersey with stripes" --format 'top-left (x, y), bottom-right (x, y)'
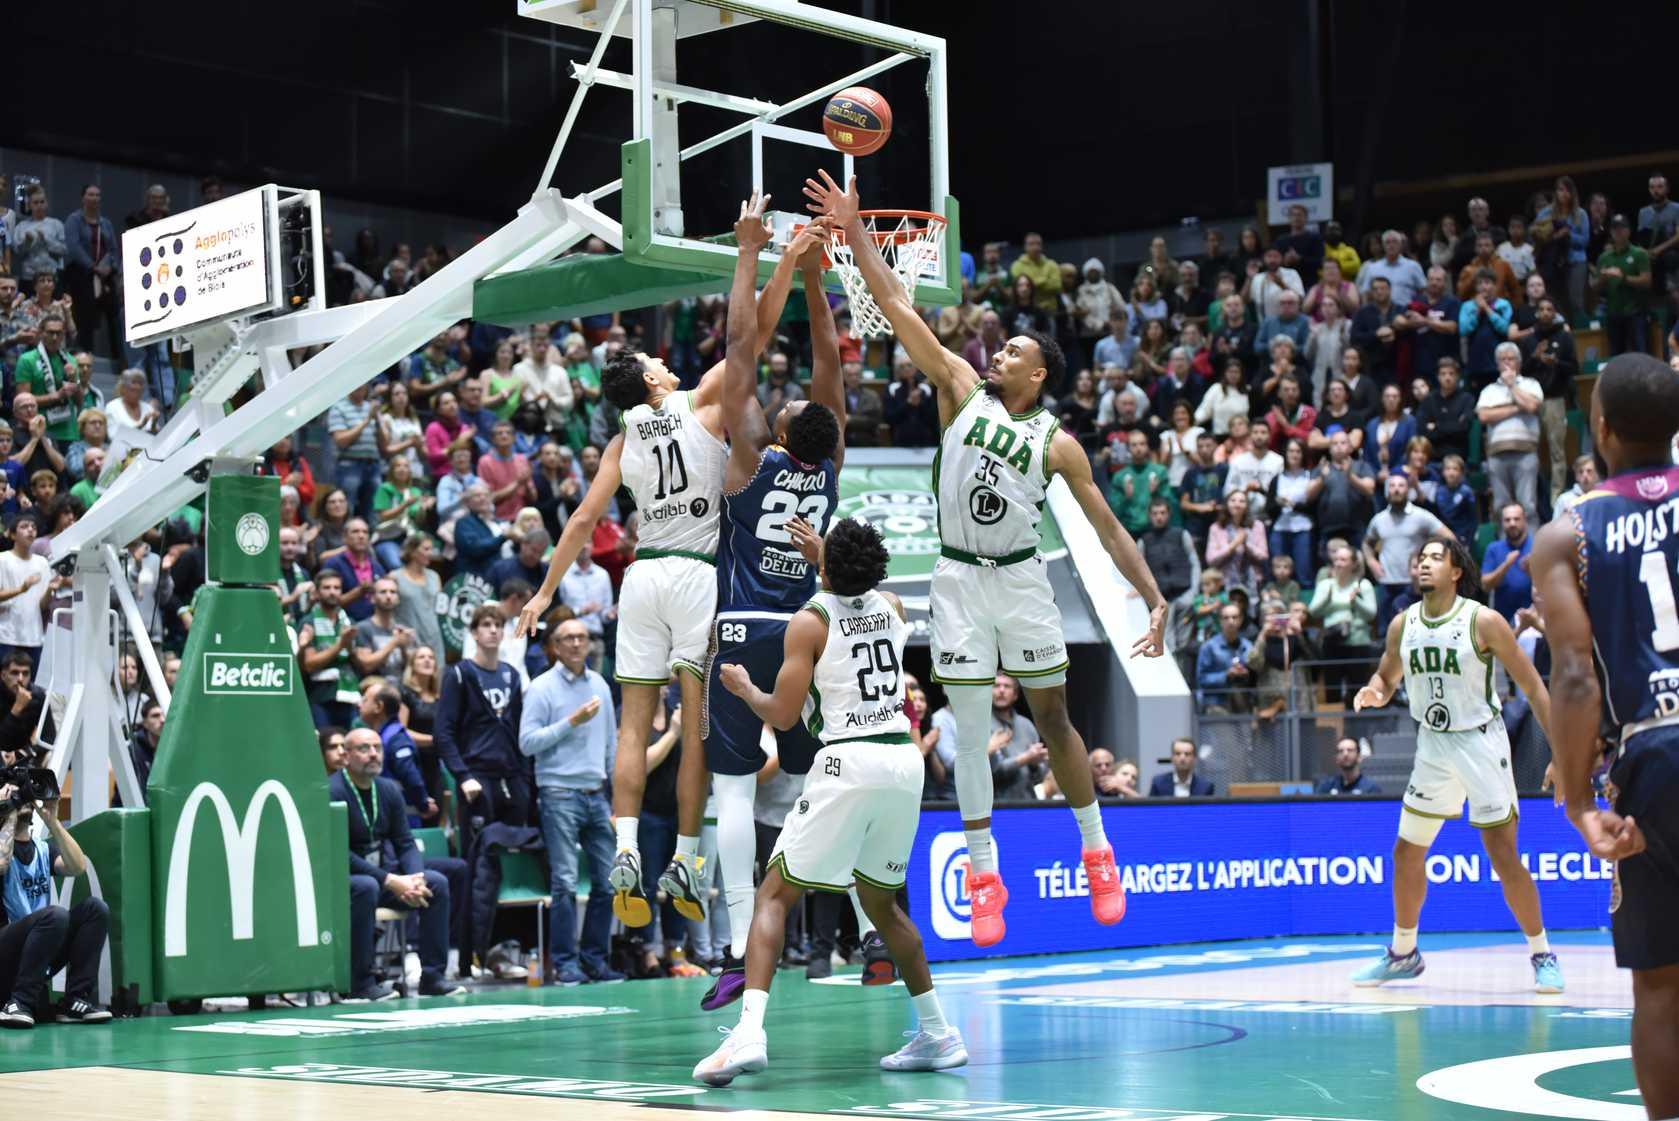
top-left (1571, 464), bottom-right (1679, 733)
top-left (716, 446), bottom-right (837, 613)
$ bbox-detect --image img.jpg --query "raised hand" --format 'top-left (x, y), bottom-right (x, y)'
top-left (787, 218), bottom-right (832, 270)
top-left (786, 515), bottom-right (822, 565)
top-left (802, 169), bottom-right (860, 225)
top-left (735, 190), bottom-right (773, 253)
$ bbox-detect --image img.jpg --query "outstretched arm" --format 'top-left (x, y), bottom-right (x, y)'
top-left (690, 216), bottom-right (808, 413)
top-left (724, 193), bottom-right (776, 485)
top-left (719, 607), bottom-right (826, 731)
top-left (802, 238), bottom-right (846, 471)
top-left (1531, 517), bottom-right (1644, 858)
top-left (517, 435), bottom-right (623, 637)
top-left (803, 171), bottom-right (977, 414)
top-left (1049, 431), bottom-right (1167, 656)
top-left (1476, 605), bottom-right (1550, 734)
top-left (1353, 611), bottom-right (1407, 711)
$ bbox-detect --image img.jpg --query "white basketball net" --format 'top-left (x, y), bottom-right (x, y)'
top-left (826, 211), bottom-right (947, 339)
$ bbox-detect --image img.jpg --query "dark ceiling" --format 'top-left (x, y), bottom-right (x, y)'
top-left (10, 0), bottom-right (1678, 245)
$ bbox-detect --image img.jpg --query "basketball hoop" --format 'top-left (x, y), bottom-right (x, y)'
top-left (825, 209), bottom-right (947, 339)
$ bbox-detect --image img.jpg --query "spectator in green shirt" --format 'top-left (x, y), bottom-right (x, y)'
top-left (1598, 213), bottom-right (1652, 357)
top-left (1108, 428), bottom-right (1171, 536)
top-left (11, 314), bottom-right (91, 444)
top-left (1009, 232), bottom-right (1062, 315)
top-left (70, 447), bottom-right (104, 508)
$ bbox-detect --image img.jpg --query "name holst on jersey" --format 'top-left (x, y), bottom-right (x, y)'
top-left (1602, 492), bottom-right (1679, 554)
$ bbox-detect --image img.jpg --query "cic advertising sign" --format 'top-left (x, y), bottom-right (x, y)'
top-left (912, 797), bottom-right (1613, 962)
top-left (1265, 162), bottom-right (1334, 225)
top-left (122, 187), bottom-right (278, 345)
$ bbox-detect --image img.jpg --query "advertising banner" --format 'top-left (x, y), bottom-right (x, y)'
top-left (1265, 162), bottom-right (1334, 225)
top-left (912, 798), bottom-right (1612, 961)
top-left (122, 187), bottom-right (275, 345)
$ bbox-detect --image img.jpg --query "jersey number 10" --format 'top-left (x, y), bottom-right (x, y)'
top-left (653, 441), bottom-right (689, 501)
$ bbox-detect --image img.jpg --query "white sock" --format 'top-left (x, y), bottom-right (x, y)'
top-left (1527, 930), bottom-right (1550, 955)
top-left (738, 988), bottom-right (769, 1036)
top-left (849, 886), bottom-right (876, 938)
top-left (713, 772), bottom-right (759, 958)
top-left (615, 816), bottom-right (639, 854)
top-left (1392, 925), bottom-right (1418, 956)
top-left (911, 988), bottom-right (950, 1036)
top-left (1071, 801), bottom-right (1107, 850)
top-left (964, 828), bottom-right (996, 876)
top-left (675, 833), bottom-right (700, 865)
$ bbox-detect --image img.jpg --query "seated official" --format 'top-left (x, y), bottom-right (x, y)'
top-left (1315, 736), bottom-right (1383, 795)
top-left (332, 729), bottom-right (465, 1001)
top-left (1148, 737), bottom-right (1216, 797)
top-left (0, 791), bottom-right (109, 1028)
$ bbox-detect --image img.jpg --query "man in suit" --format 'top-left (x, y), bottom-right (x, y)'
top-left (1148, 737), bottom-right (1215, 797)
top-left (333, 728), bottom-right (465, 1000)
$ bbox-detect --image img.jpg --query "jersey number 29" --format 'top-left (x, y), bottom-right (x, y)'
top-left (852, 639), bottom-right (900, 701)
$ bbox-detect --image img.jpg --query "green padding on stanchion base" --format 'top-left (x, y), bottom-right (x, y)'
top-left (148, 580), bottom-right (348, 1002)
top-left (64, 808), bottom-right (154, 1010)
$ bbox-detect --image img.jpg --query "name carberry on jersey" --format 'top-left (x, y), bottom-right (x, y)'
top-left (839, 611), bottom-right (894, 636)
top-left (1602, 494), bottom-right (1679, 553)
top-left (772, 467), bottom-right (828, 493)
top-left (633, 414), bottom-right (683, 440)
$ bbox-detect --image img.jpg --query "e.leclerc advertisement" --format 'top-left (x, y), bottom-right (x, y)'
top-left (912, 797), bottom-right (1613, 961)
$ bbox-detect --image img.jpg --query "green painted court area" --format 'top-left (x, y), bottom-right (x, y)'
top-left (0, 932), bottom-right (1644, 1120)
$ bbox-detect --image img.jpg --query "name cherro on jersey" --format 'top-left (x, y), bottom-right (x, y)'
top-left (633, 413), bottom-right (683, 440)
top-left (1603, 494), bottom-right (1679, 554)
top-left (838, 610), bottom-right (894, 636)
top-left (773, 467), bottom-right (828, 493)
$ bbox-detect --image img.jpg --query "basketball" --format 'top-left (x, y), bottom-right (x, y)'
top-left (822, 86), bottom-right (892, 156)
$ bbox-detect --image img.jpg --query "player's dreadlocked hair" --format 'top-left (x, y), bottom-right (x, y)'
top-left (1598, 352), bottom-right (1679, 452)
top-left (785, 402), bottom-right (840, 467)
top-left (1423, 533), bottom-right (1483, 602)
top-left (823, 517), bottom-right (890, 597)
top-left (1020, 328), bottom-right (1066, 397)
top-left (601, 351), bottom-right (652, 411)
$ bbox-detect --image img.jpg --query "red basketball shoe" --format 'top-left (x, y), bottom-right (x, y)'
top-left (967, 870), bottom-right (1008, 948)
top-left (1082, 845), bottom-right (1126, 925)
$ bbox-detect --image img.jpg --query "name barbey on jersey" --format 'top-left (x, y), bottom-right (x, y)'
top-left (1602, 493), bottom-right (1679, 554)
top-left (633, 413), bottom-right (684, 440)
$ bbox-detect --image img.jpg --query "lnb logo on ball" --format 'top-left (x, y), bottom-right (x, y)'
top-left (928, 831), bottom-right (998, 941)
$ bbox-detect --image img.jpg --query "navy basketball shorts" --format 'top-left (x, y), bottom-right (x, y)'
top-left (1609, 726), bottom-right (1679, 971)
top-left (703, 612), bottom-right (824, 778)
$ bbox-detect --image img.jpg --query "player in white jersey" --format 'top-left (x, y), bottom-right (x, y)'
top-left (520, 253), bottom-right (809, 929)
top-left (804, 171), bottom-right (1169, 948)
top-left (1352, 534), bottom-right (1565, 992)
top-left (694, 517), bottom-right (965, 1085)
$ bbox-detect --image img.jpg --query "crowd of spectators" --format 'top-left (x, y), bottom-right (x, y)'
top-left (0, 165), bottom-right (1675, 989)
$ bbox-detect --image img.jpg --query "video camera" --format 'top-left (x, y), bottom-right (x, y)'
top-left (0, 763), bottom-right (59, 816)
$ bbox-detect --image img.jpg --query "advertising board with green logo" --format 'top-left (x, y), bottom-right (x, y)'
top-left (835, 464), bottom-right (1066, 643)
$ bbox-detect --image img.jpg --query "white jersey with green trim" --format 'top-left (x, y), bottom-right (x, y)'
top-left (802, 590), bottom-right (911, 745)
top-left (933, 385), bottom-right (1059, 559)
top-left (1400, 596), bottom-right (1499, 732)
top-left (618, 389), bottom-right (726, 557)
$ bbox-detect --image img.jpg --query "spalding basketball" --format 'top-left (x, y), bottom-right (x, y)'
top-left (822, 87), bottom-right (892, 157)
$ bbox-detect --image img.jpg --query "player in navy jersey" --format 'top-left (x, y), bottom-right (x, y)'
top-left (1533, 352), bottom-right (1679, 1119)
top-left (699, 198), bottom-right (853, 1011)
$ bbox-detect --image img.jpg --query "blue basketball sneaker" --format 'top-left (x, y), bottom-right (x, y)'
top-left (1351, 948), bottom-right (1425, 986)
top-left (1532, 952), bottom-right (1564, 994)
